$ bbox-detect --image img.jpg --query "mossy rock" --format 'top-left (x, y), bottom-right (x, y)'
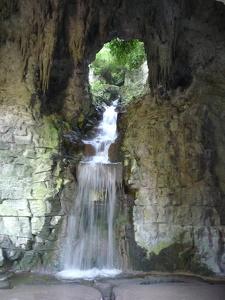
top-left (15, 251), bottom-right (42, 271)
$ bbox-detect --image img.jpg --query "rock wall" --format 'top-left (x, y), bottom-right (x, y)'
top-left (0, 91), bottom-right (77, 269)
top-left (119, 61), bottom-right (149, 103)
top-left (119, 84), bottom-right (225, 274)
top-left (0, 108), bottom-right (60, 269)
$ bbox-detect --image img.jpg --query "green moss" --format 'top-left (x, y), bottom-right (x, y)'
top-left (29, 183), bottom-right (53, 200)
top-left (190, 256), bottom-right (214, 276)
top-left (55, 178), bottom-right (63, 191)
top-left (124, 157), bottom-right (130, 167)
top-left (35, 117), bottom-right (59, 149)
top-left (77, 113), bottom-right (85, 129)
top-left (147, 241), bottom-right (173, 257)
top-left (10, 271), bottom-right (61, 287)
top-left (130, 159), bottom-right (138, 172)
top-left (42, 251), bottom-right (61, 270)
top-left (15, 251), bottom-right (42, 271)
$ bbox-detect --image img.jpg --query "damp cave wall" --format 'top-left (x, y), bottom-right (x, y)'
top-left (0, 0), bottom-right (225, 274)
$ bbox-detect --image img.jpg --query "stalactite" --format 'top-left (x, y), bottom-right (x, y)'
top-left (7, 0), bottom-right (64, 92)
top-left (67, 0), bottom-right (122, 66)
top-left (144, 0), bottom-right (179, 89)
top-left (0, 0), bottom-right (18, 22)
top-left (32, 0), bottom-right (63, 92)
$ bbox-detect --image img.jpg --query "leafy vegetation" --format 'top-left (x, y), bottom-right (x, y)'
top-left (107, 38), bottom-right (146, 70)
top-left (89, 38), bottom-right (147, 104)
top-left (90, 38), bottom-right (146, 85)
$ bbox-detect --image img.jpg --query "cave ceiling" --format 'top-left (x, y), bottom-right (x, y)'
top-left (0, 0), bottom-right (225, 116)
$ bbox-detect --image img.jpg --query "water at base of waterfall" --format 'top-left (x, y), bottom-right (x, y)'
top-left (58, 100), bottom-right (122, 280)
top-left (57, 268), bottom-right (121, 280)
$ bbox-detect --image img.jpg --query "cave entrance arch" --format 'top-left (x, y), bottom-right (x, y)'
top-left (88, 38), bottom-right (148, 106)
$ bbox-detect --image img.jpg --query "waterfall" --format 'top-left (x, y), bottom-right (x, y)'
top-left (58, 100), bottom-right (122, 279)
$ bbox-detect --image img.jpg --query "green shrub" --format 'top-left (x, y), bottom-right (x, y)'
top-left (90, 38), bottom-right (146, 85)
top-left (108, 38), bottom-right (146, 70)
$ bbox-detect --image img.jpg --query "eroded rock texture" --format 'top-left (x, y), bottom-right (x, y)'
top-left (119, 92), bottom-right (225, 274)
top-left (0, 0), bottom-right (225, 274)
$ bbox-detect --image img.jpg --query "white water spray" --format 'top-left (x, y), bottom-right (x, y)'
top-left (84, 101), bottom-right (118, 163)
top-left (58, 100), bottom-right (122, 279)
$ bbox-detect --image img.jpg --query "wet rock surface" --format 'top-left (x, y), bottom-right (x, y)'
top-left (0, 284), bottom-right (102, 300)
top-left (0, 272), bottom-right (225, 300)
top-left (112, 282), bottom-right (225, 300)
top-left (118, 89), bottom-right (225, 274)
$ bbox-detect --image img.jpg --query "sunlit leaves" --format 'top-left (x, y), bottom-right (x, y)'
top-left (107, 38), bottom-right (146, 70)
top-left (90, 38), bottom-right (146, 85)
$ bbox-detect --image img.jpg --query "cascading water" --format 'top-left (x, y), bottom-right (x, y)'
top-left (58, 100), bottom-right (122, 279)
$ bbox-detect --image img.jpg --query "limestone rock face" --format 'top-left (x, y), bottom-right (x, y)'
top-left (119, 86), bottom-right (225, 274)
top-left (120, 61), bottom-right (149, 103)
top-left (0, 101), bottom-right (73, 269)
